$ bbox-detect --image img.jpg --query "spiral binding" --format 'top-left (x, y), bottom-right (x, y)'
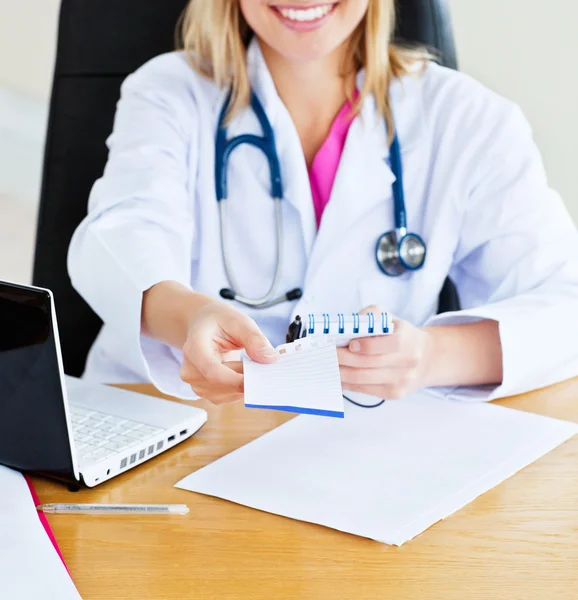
top-left (306, 312), bottom-right (391, 336)
top-left (338, 313), bottom-right (345, 334)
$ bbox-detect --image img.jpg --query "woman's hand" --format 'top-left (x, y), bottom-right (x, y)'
top-left (179, 299), bottom-right (278, 404)
top-left (337, 304), bottom-right (504, 399)
top-left (142, 282), bottom-right (278, 405)
top-left (337, 306), bottom-right (435, 400)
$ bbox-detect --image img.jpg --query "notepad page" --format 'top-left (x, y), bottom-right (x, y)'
top-left (243, 338), bottom-right (345, 418)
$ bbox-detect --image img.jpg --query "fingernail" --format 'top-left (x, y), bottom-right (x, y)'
top-left (260, 345), bottom-right (278, 359)
top-left (350, 341), bottom-right (360, 353)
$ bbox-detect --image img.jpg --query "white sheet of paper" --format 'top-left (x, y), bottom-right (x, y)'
top-left (243, 338), bottom-right (345, 418)
top-left (0, 466), bottom-right (82, 600)
top-left (176, 391), bottom-right (577, 546)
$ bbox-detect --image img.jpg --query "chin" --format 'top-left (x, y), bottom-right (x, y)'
top-left (263, 33), bottom-right (343, 63)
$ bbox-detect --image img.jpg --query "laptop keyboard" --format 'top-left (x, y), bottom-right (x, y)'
top-left (70, 405), bottom-right (165, 464)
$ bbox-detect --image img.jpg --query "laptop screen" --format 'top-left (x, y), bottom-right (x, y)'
top-left (0, 282), bottom-right (76, 481)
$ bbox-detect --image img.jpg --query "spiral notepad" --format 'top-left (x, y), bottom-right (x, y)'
top-left (287, 312), bottom-right (394, 347)
top-left (244, 313), bottom-right (395, 419)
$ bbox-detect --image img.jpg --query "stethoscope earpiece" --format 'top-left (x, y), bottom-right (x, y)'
top-left (286, 288), bottom-right (304, 302)
top-left (220, 287), bottom-right (304, 309)
top-left (219, 288), bottom-right (236, 300)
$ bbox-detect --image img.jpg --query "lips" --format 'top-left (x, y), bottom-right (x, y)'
top-left (270, 3), bottom-right (338, 32)
top-left (275, 4), bottom-right (335, 21)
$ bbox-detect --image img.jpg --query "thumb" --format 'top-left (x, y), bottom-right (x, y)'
top-left (226, 315), bottom-right (278, 364)
top-left (359, 305), bottom-right (383, 315)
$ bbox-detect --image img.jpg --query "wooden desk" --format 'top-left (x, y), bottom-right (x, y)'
top-left (33, 381), bottom-right (578, 600)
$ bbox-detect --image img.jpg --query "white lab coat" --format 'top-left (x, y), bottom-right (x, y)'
top-left (68, 39), bottom-right (578, 402)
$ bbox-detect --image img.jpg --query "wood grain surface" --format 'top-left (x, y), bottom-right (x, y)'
top-left (32, 379), bottom-right (578, 600)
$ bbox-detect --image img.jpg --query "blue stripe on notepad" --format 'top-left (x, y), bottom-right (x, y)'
top-left (245, 404), bottom-right (345, 419)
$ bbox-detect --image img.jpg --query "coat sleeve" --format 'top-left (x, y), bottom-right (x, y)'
top-left (425, 104), bottom-right (578, 402)
top-left (68, 56), bottom-right (199, 399)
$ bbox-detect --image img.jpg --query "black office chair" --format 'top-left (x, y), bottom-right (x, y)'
top-left (33, 0), bottom-right (460, 377)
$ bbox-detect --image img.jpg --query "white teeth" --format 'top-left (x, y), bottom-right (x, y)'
top-left (278, 4), bottom-right (333, 22)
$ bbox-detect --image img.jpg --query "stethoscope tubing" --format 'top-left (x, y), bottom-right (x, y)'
top-left (389, 133), bottom-right (407, 231)
top-left (215, 93), bottom-right (283, 202)
top-left (215, 88), bottom-right (426, 307)
top-left (219, 197), bottom-right (285, 307)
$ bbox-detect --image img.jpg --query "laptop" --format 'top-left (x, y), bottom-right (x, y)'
top-left (0, 281), bottom-right (207, 488)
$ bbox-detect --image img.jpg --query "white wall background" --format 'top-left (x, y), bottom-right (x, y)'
top-left (448, 0), bottom-right (578, 223)
top-left (0, 0), bottom-right (59, 283)
top-left (0, 0), bottom-right (577, 284)
top-left (0, 0), bottom-right (60, 100)
top-left (0, 0), bottom-right (59, 201)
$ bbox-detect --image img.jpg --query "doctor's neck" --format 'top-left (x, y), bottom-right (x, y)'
top-left (259, 38), bottom-right (356, 164)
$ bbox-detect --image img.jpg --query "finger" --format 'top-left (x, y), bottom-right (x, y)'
top-left (181, 369), bottom-right (245, 403)
top-left (342, 382), bottom-right (408, 400)
top-left (181, 352), bottom-right (244, 392)
top-left (339, 365), bottom-right (410, 386)
top-left (359, 305), bottom-right (383, 315)
top-left (199, 391), bottom-right (244, 406)
top-left (224, 315), bottom-right (278, 364)
top-left (188, 372), bottom-right (245, 395)
top-left (337, 347), bottom-right (415, 369)
top-left (223, 361), bottom-right (244, 374)
top-left (186, 384), bottom-right (244, 405)
top-left (181, 360), bottom-right (245, 402)
top-left (348, 333), bottom-right (402, 356)
top-left (222, 350), bottom-right (242, 362)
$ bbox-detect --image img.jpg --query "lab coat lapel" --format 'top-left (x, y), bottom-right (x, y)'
top-left (305, 71), bottom-right (427, 285)
top-left (246, 40), bottom-right (317, 256)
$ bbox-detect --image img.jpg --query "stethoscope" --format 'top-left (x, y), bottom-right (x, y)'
top-left (215, 91), bottom-right (427, 309)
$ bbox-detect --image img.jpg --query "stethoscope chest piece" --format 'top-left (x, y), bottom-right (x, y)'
top-left (375, 130), bottom-right (427, 277)
top-left (376, 229), bottom-right (426, 277)
top-left (399, 232), bottom-right (427, 270)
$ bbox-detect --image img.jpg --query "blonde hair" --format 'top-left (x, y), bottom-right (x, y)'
top-left (178, 1), bottom-right (430, 136)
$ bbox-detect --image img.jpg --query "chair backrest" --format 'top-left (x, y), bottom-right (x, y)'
top-left (33, 0), bottom-right (459, 377)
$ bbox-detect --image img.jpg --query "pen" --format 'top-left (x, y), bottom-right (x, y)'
top-left (286, 315), bottom-right (302, 343)
top-left (36, 503), bottom-right (190, 515)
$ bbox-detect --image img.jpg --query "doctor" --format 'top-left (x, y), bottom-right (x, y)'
top-left (69, 0), bottom-right (578, 405)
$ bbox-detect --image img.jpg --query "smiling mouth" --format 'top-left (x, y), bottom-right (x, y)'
top-left (271, 3), bottom-right (338, 24)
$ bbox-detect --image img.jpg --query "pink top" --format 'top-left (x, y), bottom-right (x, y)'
top-left (308, 94), bottom-right (357, 227)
